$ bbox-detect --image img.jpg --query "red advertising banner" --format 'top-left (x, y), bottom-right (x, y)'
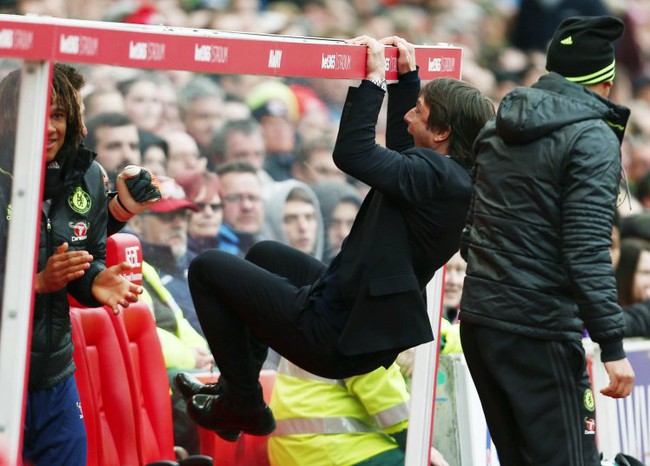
top-left (0, 14), bottom-right (462, 80)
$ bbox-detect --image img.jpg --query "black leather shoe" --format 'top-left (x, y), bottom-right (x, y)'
top-left (187, 394), bottom-right (276, 438)
top-left (175, 372), bottom-right (221, 400)
top-left (174, 373), bottom-right (241, 442)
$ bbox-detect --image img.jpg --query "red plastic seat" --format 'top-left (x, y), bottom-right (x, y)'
top-left (70, 306), bottom-right (140, 466)
top-left (119, 302), bottom-right (177, 463)
top-left (72, 233), bottom-right (211, 466)
top-left (196, 370), bottom-right (277, 466)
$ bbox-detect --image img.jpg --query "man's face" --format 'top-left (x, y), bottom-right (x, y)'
top-left (166, 133), bottom-right (202, 179)
top-left (404, 96), bottom-right (436, 149)
top-left (93, 124), bottom-right (141, 174)
top-left (138, 209), bottom-right (189, 259)
top-left (188, 194), bottom-right (223, 239)
top-left (443, 251), bottom-right (467, 310)
top-left (184, 97), bottom-right (225, 148)
top-left (142, 145), bottom-right (167, 177)
top-left (46, 101), bottom-right (67, 162)
top-left (124, 80), bottom-right (162, 132)
top-left (283, 199), bottom-right (317, 254)
top-left (327, 200), bottom-right (357, 256)
top-left (224, 131), bottom-right (266, 171)
top-left (220, 172), bottom-right (263, 234)
top-left (260, 115), bottom-right (295, 153)
top-left (299, 149), bottom-right (346, 185)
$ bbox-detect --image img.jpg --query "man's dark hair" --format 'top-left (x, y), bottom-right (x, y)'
top-left (420, 78), bottom-right (495, 168)
top-left (85, 112), bottom-right (135, 150)
top-left (0, 63), bottom-right (85, 154)
top-left (215, 160), bottom-right (258, 177)
top-left (295, 135), bottom-right (335, 166)
top-left (287, 186), bottom-right (314, 206)
top-left (209, 118), bottom-right (262, 164)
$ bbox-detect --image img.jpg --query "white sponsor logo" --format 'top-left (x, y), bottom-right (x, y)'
top-left (194, 44), bottom-right (229, 63)
top-left (129, 41), bottom-right (165, 61)
top-left (321, 53), bottom-right (352, 71)
top-left (59, 34), bottom-right (98, 56)
top-left (268, 49), bottom-right (282, 69)
top-left (0, 29), bottom-right (33, 50)
top-left (428, 57), bottom-right (456, 73)
top-left (384, 56), bottom-right (397, 72)
top-left (124, 245), bottom-right (141, 267)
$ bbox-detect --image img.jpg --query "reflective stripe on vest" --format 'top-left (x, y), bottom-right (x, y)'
top-left (273, 416), bottom-right (379, 436)
top-left (276, 359), bottom-right (410, 432)
top-left (277, 358), bottom-right (346, 387)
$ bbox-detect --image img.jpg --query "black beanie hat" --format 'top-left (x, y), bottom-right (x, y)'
top-left (546, 15), bottom-right (625, 85)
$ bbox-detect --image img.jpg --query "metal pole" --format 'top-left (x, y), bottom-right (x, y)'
top-left (0, 60), bottom-right (50, 464)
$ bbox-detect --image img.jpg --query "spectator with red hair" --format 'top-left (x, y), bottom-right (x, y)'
top-left (178, 171), bottom-right (224, 255)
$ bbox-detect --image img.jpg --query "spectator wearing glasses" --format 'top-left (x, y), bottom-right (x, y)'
top-left (177, 171), bottom-right (224, 255)
top-left (215, 161), bottom-right (265, 257)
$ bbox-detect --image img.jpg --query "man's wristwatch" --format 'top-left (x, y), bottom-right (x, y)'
top-left (368, 78), bottom-right (387, 91)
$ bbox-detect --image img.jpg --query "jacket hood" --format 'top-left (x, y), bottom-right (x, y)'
top-left (495, 72), bottom-right (630, 145)
top-left (262, 179), bottom-right (325, 261)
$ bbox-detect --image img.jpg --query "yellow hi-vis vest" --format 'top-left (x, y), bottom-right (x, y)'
top-left (268, 359), bottom-right (409, 466)
top-left (141, 261), bottom-right (209, 370)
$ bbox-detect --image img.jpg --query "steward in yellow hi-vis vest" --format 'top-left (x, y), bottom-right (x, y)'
top-left (268, 359), bottom-right (410, 466)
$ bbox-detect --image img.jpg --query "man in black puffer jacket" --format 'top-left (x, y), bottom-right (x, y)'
top-left (460, 16), bottom-right (635, 466)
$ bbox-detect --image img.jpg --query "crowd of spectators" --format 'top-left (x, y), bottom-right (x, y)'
top-left (3, 0), bottom-right (650, 462)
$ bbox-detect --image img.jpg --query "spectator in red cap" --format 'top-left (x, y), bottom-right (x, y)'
top-left (129, 176), bottom-right (203, 334)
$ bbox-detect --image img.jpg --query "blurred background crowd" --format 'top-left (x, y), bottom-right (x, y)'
top-left (4, 0), bottom-right (650, 461)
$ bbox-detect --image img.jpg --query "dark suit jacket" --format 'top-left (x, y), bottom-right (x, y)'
top-left (331, 73), bottom-right (473, 355)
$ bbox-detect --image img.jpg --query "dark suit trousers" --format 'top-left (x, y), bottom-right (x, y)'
top-left (188, 240), bottom-right (394, 402)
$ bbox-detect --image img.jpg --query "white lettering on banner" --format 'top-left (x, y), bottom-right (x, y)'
top-left (321, 54), bottom-right (352, 71)
top-left (428, 57), bottom-right (456, 73)
top-left (124, 246), bottom-right (141, 267)
top-left (0, 29), bottom-right (33, 50)
top-left (129, 41), bottom-right (165, 61)
top-left (384, 56), bottom-right (397, 73)
top-left (616, 385), bottom-right (650, 460)
top-left (268, 49), bottom-right (282, 68)
top-left (194, 44), bottom-right (229, 63)
top-left (60, 35), bottom-right (79, 54)
top-left (195, 44), bottom-right (210, 62)
top-left (122, 272), bottom-right (143, 282)
top-left (59, 35), bottom-right (98, 56)
top-left (0, 29), bottom-right (13, 49)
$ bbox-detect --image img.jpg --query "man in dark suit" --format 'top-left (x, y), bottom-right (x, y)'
top-left (177, 35), bottom-right (495, 440)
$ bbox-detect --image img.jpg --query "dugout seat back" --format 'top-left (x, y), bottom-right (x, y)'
top-left (70, 306), bottom-right (140, 466)
top-left (72, 232), bottom-right (211, 466)
top-left (119, 301), bottom-right (176, 463)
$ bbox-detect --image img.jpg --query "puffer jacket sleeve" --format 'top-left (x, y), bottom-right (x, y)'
top-left (561, 123), bottom-right (624, 361)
